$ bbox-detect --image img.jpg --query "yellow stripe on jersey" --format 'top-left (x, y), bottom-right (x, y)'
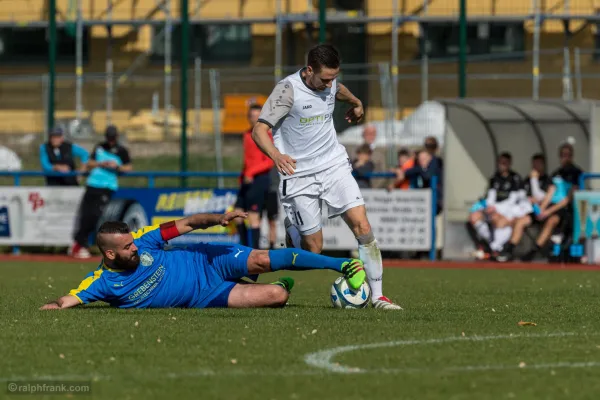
top-left (69, 269), bottom-right (104, 304)
top-left (131, 224), bottom-right (161, 239)
top-left (101, 262), bottom-right (125, 273)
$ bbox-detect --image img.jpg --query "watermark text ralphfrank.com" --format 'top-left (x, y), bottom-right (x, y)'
top-left (7, 381), bottom-right (91, 395)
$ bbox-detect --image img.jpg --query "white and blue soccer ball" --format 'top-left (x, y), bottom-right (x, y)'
top-left (330, 277), bottom-right (370, 309)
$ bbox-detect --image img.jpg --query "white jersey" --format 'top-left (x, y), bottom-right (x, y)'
top-left (258, 69), bottom-right (349, 177)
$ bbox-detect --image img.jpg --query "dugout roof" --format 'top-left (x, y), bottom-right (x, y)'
top-left (439, 99), bottom-right (591, 178)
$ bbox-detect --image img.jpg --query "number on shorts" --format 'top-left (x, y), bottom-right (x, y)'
top-left (292, 211), bottom-right (304, 226)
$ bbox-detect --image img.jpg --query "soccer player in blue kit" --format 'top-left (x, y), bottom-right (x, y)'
top-left (40, 211), bottom-right (366, 310)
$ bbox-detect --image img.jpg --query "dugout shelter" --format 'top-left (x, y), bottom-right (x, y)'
top-left (440, 99), bottom-right (600, 260)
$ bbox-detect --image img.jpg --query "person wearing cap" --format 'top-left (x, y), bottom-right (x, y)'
top-left (39, 127), bottom-right (89, 186)
top-left (70, 125), bottom-right (132, 258)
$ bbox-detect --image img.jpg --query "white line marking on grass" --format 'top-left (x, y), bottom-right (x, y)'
top-left (304, 332), bottom-right (582, 374)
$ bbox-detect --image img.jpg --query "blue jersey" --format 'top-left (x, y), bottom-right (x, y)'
top-left (69, 225), bottom-right (250, 309)
top-left (86, 142), bottom-right (131, 191)
top-left (550, 164), bottom-right (583, 204)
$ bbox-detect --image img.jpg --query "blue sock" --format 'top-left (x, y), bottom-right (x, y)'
top-left (268, 249), bottom-right (347, 273)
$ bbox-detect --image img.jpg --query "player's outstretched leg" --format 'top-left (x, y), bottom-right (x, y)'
top-left (247, 249), bottom-right (366, 290)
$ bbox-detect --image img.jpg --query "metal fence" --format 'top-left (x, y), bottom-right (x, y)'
top-left (1, 47), bottom-right (596, 178)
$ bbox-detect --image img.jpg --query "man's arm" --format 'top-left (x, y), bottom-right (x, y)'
top-left (39, 144), bottom-right (69, 173)
top-left (170, 211), bottom-right (248, 238)
top-left (539, 185), bottom-right (556, 211)
top-left (253, 80), bottom-right (296, 175)
top-left (85, 146), bottom-right (100, 170)
top-left (39, 144), bottom-right (54, 172)
top-left (245, 131), bottom-right (275, 179)
top-left (336, 83), bottom-right (364, 124)
top-left (336, 83), bottom-right (361, 106)
top-left (40, 295), bottom-right (81, 310)
top-left (117, 148), bottom-right (133, 173)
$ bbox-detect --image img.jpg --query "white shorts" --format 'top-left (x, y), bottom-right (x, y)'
top-left (512, 201), bottom-right (533, 219)
top-left (494, 202), bottom-right (516, 220)
top-left (279, 160), bottom-right (365, 235)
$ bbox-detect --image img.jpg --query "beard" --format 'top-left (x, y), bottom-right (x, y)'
top-left (114, 251), bottom-right (140, 270)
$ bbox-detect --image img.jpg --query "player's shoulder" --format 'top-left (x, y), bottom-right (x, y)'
top-left (131, 225), bottom-right (161, 239)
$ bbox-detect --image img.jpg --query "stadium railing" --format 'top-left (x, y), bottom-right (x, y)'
top-left (0, 171), bottom-right (438, 260)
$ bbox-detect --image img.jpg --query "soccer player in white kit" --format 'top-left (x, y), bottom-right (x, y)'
top-left (252, 44), bottom-right (402, 310)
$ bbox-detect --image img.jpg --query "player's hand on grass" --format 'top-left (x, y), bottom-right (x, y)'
top-left (40, 302), bottom-right (60, 310)
top-left (220, 210), bottom-right (248, 226)
top-left (274, 153), bottom-right (296, 176)
top-left (344, 102), bottom-right (364, 124)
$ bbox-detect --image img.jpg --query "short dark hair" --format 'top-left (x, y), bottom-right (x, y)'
top-left (356, 144), bottom-right (372, 155)
top-left (559, 142), bottom-right (574, 155)
top-left (398, 148), bottom-right (410, 158)
top-left (248, 103), bottom-right (262, 113)
top-left (307, 44), bottom-right (341, 72)
top-left (499, 152), bottom-right (512, 162)
top-left (532, 153), bottom-right (545, 162)
top-left (424, 136), bottom-right (438, 150)
top-left (96, 221), bottom-right (129, 252)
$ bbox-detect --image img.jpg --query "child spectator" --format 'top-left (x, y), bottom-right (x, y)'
top-left (352, 144), bottom-right (375, 189)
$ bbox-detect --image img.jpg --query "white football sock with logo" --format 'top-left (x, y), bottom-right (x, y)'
top-left (358, 239), bottom-right (383, 300)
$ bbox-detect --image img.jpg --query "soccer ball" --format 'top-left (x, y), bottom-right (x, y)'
top-left (330, 277), bottom-right (370, 309)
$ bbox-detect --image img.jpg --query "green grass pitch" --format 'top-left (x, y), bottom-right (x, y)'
top-left (1, 261), bottom-right (600, 399)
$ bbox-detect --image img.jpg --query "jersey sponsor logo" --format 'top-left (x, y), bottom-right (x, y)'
top-left (128, 265), bottom-right (165, 304)
top-left (299, 113), bottom-right (332, 126)
top-left (302, 105), bottom-right (312, 110)
top-left (140, 251), bottom-right (154, 267)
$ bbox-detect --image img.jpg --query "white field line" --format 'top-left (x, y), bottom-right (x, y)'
top-left (2, 332), bottom-right (598, 381)
top-left (303, 332), bottom-right (581, 374)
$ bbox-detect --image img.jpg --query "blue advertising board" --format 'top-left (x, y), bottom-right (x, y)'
top-left (110, 188), bottom-right (239, 245)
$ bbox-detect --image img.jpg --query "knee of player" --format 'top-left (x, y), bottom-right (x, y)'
top-left (268, 285), bottom-right (289, 308)
top-left (249, 250), bottom-right (270, 272)
top-left (469, 212), bottom-right (481, 224)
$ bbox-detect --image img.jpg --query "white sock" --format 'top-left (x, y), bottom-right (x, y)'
top-left (284, 217), bottom-right (302, 248)
top-left (490, 226), bottom-right (512, 252)
top-left (474, 220), bottom-right (491, 241)
top-left (358, 239), bottom-right (383, 300)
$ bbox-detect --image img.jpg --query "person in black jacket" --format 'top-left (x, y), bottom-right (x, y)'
top-left (39, 127), bottom-right (89, 186)
top-left (352, 144), bottom-right (375, 189)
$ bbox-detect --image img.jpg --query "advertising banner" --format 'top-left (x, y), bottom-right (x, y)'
top-left (0, 187), bottom-right (84, 245)
top-left (1, 186), bottom-right (433, 251)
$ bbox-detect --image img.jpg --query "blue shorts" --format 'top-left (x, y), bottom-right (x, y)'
top-left (188, 242), bottom-right (252, 308)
